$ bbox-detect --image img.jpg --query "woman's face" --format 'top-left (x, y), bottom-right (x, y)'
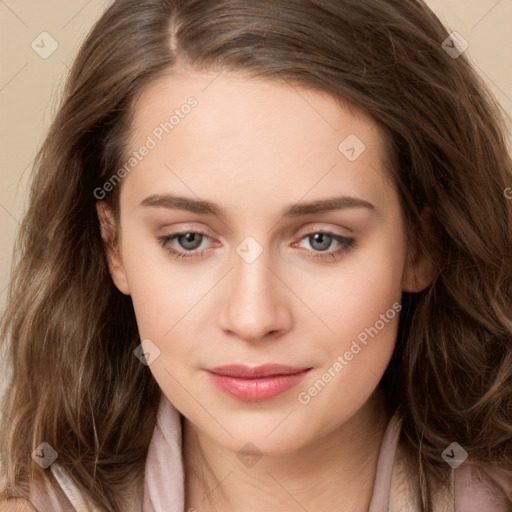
top-left (98, 69), bottom-right (426, 455)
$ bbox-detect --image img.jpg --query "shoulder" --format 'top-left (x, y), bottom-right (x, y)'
top-left (0, 497), bottom-right (38, 511)
top-left (455, 463), bottom-right (512, 511)
top-left (389, 438), bottom-right (453, 512)
top-left (389, 438), bottom-right (512, 512)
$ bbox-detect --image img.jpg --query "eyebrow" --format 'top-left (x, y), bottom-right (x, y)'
top-left (139, 193), bottom-right (376, 219)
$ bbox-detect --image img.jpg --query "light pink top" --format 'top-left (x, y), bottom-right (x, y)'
top-left (29, 393), bottom-right (512, 511)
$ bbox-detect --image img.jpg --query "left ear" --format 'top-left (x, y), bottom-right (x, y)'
top-left (402, 205), bottom-right (436, 293)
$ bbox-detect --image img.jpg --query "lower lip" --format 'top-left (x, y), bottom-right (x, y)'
top-left (206, 369), bottom-right (311, 401)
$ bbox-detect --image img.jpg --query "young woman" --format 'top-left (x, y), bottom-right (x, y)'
top-left (1, 0), bottom-right (511, 511)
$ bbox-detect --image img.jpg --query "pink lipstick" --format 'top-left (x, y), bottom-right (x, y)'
top-left (205, 364), bottom-right (312, 401)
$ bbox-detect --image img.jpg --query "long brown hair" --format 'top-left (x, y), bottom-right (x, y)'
top-left (1, 0), bottom-right (511, 510)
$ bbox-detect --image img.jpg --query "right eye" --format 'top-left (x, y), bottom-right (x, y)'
top-left (157, 231), bottom-right (217, 260)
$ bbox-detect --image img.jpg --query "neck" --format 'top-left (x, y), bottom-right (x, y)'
top-left (182, 388), bottom-right (390, 512)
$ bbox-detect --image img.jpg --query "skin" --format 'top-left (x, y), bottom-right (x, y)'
top-left (97, 69), bottom-right (433, 512)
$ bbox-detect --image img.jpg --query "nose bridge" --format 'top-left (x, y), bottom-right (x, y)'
top-left (219, 235), bottom-right (289, 340)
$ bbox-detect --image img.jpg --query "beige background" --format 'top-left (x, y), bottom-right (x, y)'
top-left (0, 0), bottom-right (511, 389)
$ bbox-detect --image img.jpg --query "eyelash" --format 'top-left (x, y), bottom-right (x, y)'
top-left (157, 230), bottom-right (356, 262)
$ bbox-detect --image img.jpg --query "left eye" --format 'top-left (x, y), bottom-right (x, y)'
top-left (157, 230), bottom-right (356, 261)
top-left (292, 232), bottom-right (356, 261)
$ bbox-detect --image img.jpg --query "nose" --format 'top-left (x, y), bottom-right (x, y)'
top-left (218, 244), bottom-right (293, 343)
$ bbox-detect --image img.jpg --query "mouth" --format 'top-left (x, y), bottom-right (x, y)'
top-left (205, 364), bottom-right (312, 401)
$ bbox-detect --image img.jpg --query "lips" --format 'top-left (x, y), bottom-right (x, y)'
top-left (207, 364), bottom-right (310, 378)
top-left (205, 364), bottom-right (312, 401)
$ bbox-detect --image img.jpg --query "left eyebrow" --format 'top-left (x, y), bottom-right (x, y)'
top-left (139, 193), bottom-right (377, 220)
top-left (282, 196), bottom-right (376, 217)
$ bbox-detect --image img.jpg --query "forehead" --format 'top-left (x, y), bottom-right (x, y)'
top-left (120, 69), bottom-right (396, 218)
top-left (129, 69), bottom-right (382, 144)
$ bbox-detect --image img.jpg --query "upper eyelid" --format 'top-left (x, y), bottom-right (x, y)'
top-left (159, 222), bottom-right (354, 238)
top-left (161, 228), bottom-right (353, 248)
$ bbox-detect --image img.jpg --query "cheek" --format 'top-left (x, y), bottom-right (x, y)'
top-left (295, 231), bottom-right (403, 373)
top-left (122, 252), bottom-right (200, 407)
top-left (120, 225), bottom-right (203, 338)
top-left (293, 232), bottom-right (405, 426)
top-left (304, 228), bottom-right (406, 343)
top-left (119, 232), bottom-right (213, 400)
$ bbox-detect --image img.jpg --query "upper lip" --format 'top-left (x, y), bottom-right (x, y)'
top-left (206, 364), bottom-right (311, 378)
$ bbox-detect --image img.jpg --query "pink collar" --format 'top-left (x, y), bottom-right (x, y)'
top-left (141, 393), bottom-right (402, 512)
